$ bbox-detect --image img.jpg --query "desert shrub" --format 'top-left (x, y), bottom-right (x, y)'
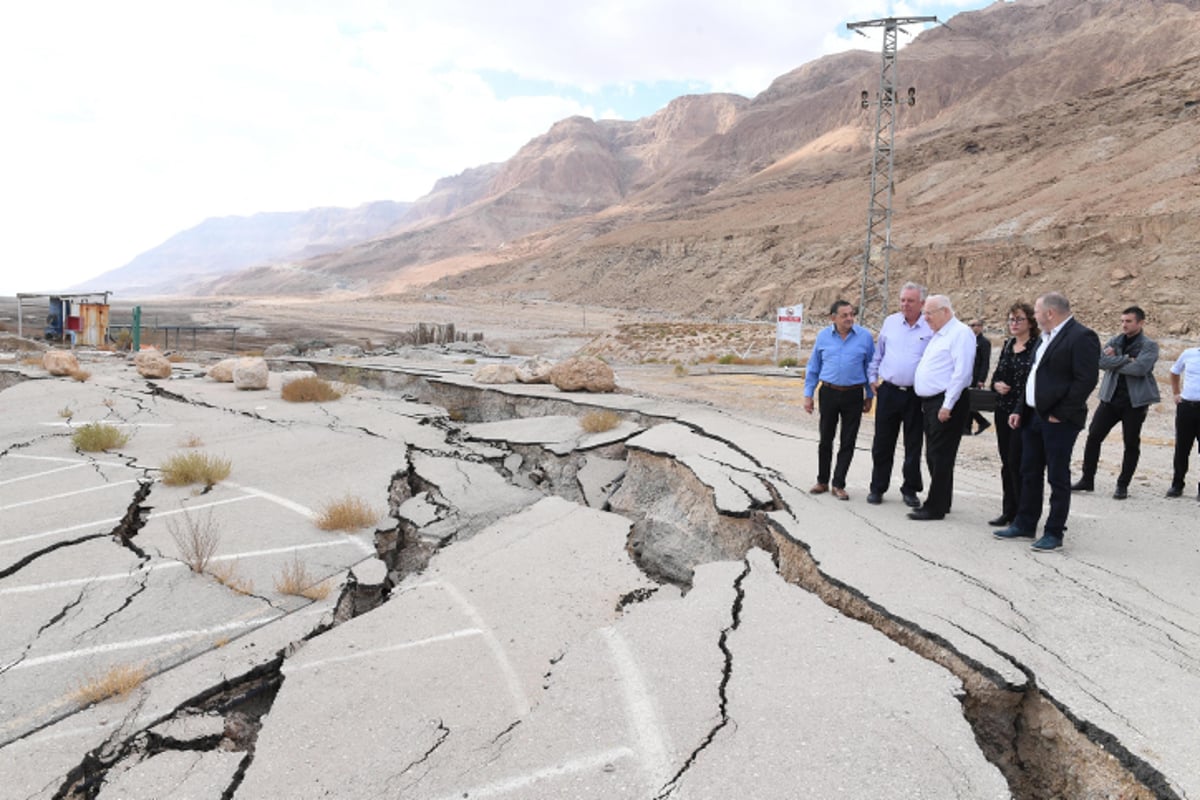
top-left (274, 555), bottom-right (332, 599)
top-left (210, 561), bottom-right (254, 595)
top-left (673, 363), bottom-right (688, 378)
top-left (179, 433), bottom-right (203, 448)
top-left (462, 358), bottom-right (476, 365)
top-left (58, 406), bottom-right (74, 419)
top-left (112, 330), bottom-right (133, 351)
top-left (160, 451), bottom-right (232, 488)
top-left (74, 663), bottom-right (146, 706)
top-left (72, 423), bottom-right (130, 452)
top-left (717, 354), bottom-right (737, 365)
top-left (579, 409), bottom-right (621, 433)
top-left (168, 508), bottom-right (220, 573)
top-left (281, 376), bottom-right (343, 403)
top-left (315, 494), bottom-right (380, 531)
top-left (778, 357), bottom-right (799, 368)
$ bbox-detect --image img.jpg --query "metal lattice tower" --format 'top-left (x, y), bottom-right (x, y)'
top-left (847, 16), bottom-right (936, 330)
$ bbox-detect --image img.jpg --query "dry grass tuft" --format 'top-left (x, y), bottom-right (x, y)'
top-left (274, 556), bottom-right (332, 599)
top-left (160, 451), bottom-right (232, 488)
top-left (72, 423), bottom-right (130, 452)
top-left (315, 494), bottom-right (380, 531)
top-left (58, 406), bottom-right (74, 419)
top-left (210, 561), bottom-right (255, 595)
top-left (179, 433), bottom-right (204, 448)
top-left (168, 508), bottom-right (220, 573)
top-left (167, 353), bottom-right (186, 363)
top-left (68, 368), bottom-right (91, 382)
top-left (281, 375), bottom-right (344, 403)
top-left (74, 663), bottom-right (146, 706)
top-left (579, 409), bottom-right (622, 433)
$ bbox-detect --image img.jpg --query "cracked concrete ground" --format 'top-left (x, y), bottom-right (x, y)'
top-left (1, 352), bottom-right (1197, 799)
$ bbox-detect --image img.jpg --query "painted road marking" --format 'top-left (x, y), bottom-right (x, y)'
top-left (290, 628), bottom-right (485, 672)
top-left (0, 480), bottom-right (141, 511)
top-left (432, 747), bottom-right (635, 800)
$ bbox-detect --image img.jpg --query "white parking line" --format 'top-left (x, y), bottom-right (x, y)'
top-left (600, 627), bottom-right (671, 782)
top-left (290, 628), bottom-right (485, 672)
top-left (225, 481), bottom-right (316, 519)
top-left (433, 747), bottom-right (635, 800)
top-left (8, 616), bottom-right (282, 670)
top-left (6, 454), bottom-right (130, 468)
top-left (435, 579), bottom-right (532, 717)
top-left (0, 462), bottom-right (88, 487)
top-left (0, 479), bottom-right (141, 512)
top-left (38, 422), bottom-right (175, 428)
top-left (0, 538), bottom-right (359, 596)
top-left (0, 494), bottom-right (257, 549)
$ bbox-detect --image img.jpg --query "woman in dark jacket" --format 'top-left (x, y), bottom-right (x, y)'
top-left (988, 301), bottom-right (1040, 527)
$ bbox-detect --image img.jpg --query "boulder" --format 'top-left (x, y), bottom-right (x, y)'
top-left (136, 353), bottom-right (173, 379)
top-left (263, 343), bottom-right (295, 358)
top-left (43, 350), bottom-right (80, 376)
top-left (233, 357), bottom-right (270, 390)
top-left (473, 364), bottom-right (519, 384)
top-left (207, 358), bottom-right (238, 382)
top-left (516, 355), bottom-right (555, 384)
top-left (550, 356), bottom-right (616, 393)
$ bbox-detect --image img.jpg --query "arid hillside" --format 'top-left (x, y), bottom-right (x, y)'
top-left (206, 0), bottom-right (1200, 331)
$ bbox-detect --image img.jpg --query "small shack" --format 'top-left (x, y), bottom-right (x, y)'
top-left (16, 292), bottom-right (112, 346)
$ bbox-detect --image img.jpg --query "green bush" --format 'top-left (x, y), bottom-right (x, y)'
top-left (72, 423), bottom-right (130, 452)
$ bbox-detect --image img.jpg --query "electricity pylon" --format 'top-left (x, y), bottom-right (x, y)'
top-left (847, 15), bottom-right (936, 330)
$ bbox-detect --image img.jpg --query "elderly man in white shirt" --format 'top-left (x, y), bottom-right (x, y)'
top-left (908, 295), bottom-right (977, 520)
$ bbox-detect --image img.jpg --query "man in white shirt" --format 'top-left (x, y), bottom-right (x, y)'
top-left (909, 295), bottom-right (976, 520)
top-left (867, 281), bottom-right (932, 508)
top-left (1167, 346), bottom-right (1200, 500)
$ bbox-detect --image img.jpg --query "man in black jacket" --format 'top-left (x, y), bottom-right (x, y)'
top-left (966, 319), bottom-right (992, 435)
top-left (994, 292), bottom-right (1101, 551)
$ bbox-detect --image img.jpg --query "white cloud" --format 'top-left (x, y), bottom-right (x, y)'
top-left (0, 0), bottom-right (993, 294)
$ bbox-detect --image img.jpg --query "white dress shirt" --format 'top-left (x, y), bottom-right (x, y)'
top-left (914, 316), bottom-right (976, 410)
top-left (1025, 315), bottom-right (1073, 408)
top-left (868, 312), bottom-right (932, 387)
top-left (1171, 347), bottom-right (1200, 401)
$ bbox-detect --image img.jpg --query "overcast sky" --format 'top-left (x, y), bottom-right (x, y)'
top-left (0, 0), bottom-right (995, 296)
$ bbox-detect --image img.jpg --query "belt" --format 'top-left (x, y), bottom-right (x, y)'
top-left (822, 382), bottom-right (865, 391)
top-left (881, 381), bottom-right (912, 392)
top-left (919, 390), bottom-right (946, 401)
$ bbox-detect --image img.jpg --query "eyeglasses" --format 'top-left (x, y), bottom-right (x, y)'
top-left (1007, 316), bottom-right (1027, 323)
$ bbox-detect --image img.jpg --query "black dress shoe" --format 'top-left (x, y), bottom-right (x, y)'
top-left (1166, 485), bottom-right (1183, 498)
top-left (1070, 479), bottom-right (1094, 492)
top-left (987, 514), bottom-right (1011, 527)
top-left (901, 491), bottom-right (920, 508)
top-left (866, 492), bottom-right (883, 505)
top-left (907, 508), bottom-right (945, 521)
top-left (1112, 485), bottom-right (1129, 500)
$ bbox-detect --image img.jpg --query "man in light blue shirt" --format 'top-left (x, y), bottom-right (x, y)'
top-left (867, 281), bottom-right (932, 507)
top-left (1167, 346), bottom-right (1200, 499)
top-left (804, 300), bottom-right (875, 500)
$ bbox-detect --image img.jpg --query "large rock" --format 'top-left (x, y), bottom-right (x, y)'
top-left (473, 364), bottom-right (518, 384)
top-left (516, 355), bottom-right (555, 384)
top-left (549, 356), bottom-right (616, 393)
top-left (207, 358), bottom-right (238, 382)
top-left (263, 343), bottom-right (295, 358)
top-left (232, 357), bottom-right (269, 390)
top-left (42, 350), bottom-right (79, 376)
top-left (136, 353), bottom-right (173, 379)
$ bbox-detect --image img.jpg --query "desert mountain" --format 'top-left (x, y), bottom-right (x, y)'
top-left (124, 0), bottom-right (1200, 331)
top-left (74, 201), bottom-right (411, 296)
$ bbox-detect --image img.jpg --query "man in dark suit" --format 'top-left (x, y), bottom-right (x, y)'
top-left (994, 292), bottom-right (1100, 551)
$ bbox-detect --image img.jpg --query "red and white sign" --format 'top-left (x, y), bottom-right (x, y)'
top-left (776, 305), bottom-right (803, 346)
